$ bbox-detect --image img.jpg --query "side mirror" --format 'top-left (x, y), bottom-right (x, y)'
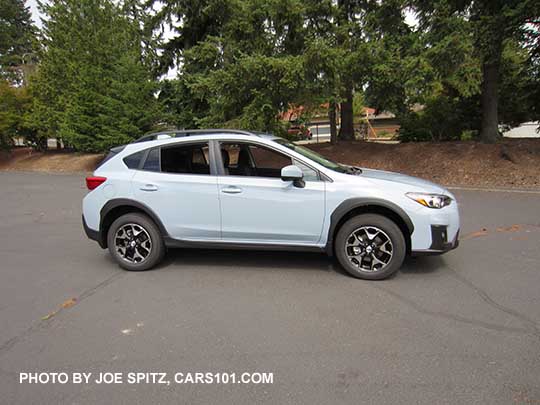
top-left (281, 165), bottom-right (305, 188)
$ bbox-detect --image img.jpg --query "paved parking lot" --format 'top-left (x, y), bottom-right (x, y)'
top-left (0, 171), bottom-right (539, 404)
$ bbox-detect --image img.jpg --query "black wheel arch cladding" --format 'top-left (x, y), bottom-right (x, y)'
top-left (98, 198), bottom-right (168, 248)
top-left (325, 198), bottom-right (414, 256)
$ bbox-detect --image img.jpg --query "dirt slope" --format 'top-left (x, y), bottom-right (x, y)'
top-left (0, 148), bottom-right (103, 173)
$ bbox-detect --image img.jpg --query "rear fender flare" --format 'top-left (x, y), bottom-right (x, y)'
top-left (98, 198), bottom-right (168, 247)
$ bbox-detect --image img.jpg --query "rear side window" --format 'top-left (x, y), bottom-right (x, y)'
top-left (160, 143), bottom-right (210, 174)
top-left (123, 151), bottom-right (145, 169)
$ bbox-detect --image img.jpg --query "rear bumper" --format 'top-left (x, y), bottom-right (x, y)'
top-left (82, 215), bottom-right (105, 248)
top-left (411, 225), bottom-right (460, 256)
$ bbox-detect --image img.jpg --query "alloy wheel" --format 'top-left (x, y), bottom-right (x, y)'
top-left (114, 223), bottom-right (152, 264)
top-left (345, 226), bottom-right (393, 272)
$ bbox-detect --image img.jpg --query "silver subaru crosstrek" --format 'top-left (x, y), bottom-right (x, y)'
top-left (83, 129), bottom-right (459, 279)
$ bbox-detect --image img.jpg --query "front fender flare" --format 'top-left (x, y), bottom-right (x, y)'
top-left (325, 198), bottom-right (414, 256)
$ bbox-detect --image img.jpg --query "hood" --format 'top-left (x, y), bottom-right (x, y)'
top-left (359, 168), bottom-right (446, 193)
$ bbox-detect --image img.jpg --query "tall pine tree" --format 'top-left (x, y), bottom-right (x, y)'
top-left (29, 0), bottom-right (160, 152)
top-left (0, 0), bottom-right (36, 86)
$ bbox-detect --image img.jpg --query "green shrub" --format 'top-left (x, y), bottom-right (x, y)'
top-left (398, 95), bottom-right (473, 142)
top-left (460, 130), bottom-right (478, 141)
top-left (397, 113), bottom-right (433, 142)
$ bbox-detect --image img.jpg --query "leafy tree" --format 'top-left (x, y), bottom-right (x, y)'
top-left (0, 80), bottom-right (32, 150)
top-left (498, 39), bottom-right (540, 129)
top-left (302, 0), bottom-right (345, 143)
top-left (155, 0), bottom-right (415, 142)
top-left (29, 0), bottom-right (161, 152)
top-left (302, 0), bottom-right (372, 141)
top-left (0, 0), bottom-right (37, 85)
top-left (153, 0), bottom-right (540, 145)
top-left (303, 37), bottom-right (343, 143)
top-left (303, 0), bottom-right (415, 141)
top-left (413, 0), bottom-right (540, 143)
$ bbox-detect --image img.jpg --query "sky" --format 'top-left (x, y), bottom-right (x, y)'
top-left (27, 0), bottom-right (41, 28)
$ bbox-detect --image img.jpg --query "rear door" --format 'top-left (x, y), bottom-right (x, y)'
top-left (131, 141), bottom-right (221, 240)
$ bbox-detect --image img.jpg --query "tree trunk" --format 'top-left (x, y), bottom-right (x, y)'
top-left (339, 87), bottom-right (354, 140)
top-left (329, 100), bottom-right (338, 144)
top-left (479, 52), bottom-right (502, 143)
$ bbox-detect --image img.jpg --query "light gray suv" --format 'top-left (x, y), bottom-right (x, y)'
top-left (83, 129), bottom-right (460, 280)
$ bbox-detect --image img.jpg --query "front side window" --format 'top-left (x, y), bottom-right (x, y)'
top-left (274, 138), bottom-right (349, 173)
top-left (160, 143), bottom-right (210, 174)
top-left (219, 142), bottom-right (289, 178)
top-left (219, 142), bottom-right (319, 180)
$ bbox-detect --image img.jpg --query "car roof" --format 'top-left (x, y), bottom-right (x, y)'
top-left (122, 132), bottom-right (282, 154)
top-left (133, 129), bottom-right (278, 143)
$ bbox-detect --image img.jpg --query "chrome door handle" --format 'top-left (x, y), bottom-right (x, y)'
top-left (221, 186), bottom-right (242, 194)
top-left (140, 184), bottom-right (158, 192)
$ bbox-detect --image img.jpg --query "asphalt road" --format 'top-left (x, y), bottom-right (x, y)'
top-left (1, 171), bottom-right (539, 404)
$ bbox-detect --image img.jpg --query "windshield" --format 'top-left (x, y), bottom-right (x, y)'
top-left (274, 138), bottom-right (350, 173)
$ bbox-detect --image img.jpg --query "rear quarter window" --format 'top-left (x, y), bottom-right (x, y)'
top-left (96, 145), bottom-right (126, 169)
top-left (123, 151), bottom-right (145, 169)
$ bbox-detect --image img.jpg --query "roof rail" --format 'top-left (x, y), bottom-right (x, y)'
top-left (132, 128), bottom-right (259, 143)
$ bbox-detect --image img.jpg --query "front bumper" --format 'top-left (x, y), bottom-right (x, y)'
top-left (411, 225), bottom-right (460, 256)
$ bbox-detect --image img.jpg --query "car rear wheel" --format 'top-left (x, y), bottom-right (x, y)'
top-left (107, 213), bottom-right (165, 271)
top-left (335, 214), bottom-right (406, 280)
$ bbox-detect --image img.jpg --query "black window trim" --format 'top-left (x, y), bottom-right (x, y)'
top-left (214, 139), bottom-right (324, 181)
top-left (140, 147), bottom-right (160, 172)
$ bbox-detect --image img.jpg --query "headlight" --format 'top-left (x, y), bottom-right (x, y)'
top-left (406, 192), bottom-right (452, 209)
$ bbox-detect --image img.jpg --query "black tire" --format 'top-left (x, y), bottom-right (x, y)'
top-left (107, 213), bottom-right (165, 271)
top-left (335, 214), bottom-right (406, 280)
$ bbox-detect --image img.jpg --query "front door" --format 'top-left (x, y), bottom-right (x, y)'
top-left (216, 141), bottom-right (325, 245)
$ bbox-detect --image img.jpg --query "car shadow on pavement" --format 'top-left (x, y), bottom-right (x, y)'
top-left (162, 248), bottom-right (337, 274)
top-left (102, 246), bottom-right (446, 277)
top-left (400, 255), bottom-right (446, 275)
top-left (154, 248), bottom-right (447, 277)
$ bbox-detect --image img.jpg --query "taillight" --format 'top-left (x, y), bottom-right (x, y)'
top-left (86, 176), bottom-right (107, 190)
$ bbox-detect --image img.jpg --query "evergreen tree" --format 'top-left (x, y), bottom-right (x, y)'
top-left (29, 0), bottom-right (161, 152)
top-left (153, 0), bottom-right (539, 143)
top-left (0, 0), bottom-right (37, 85)
top-left (154, 0), bottom-right (310, 134)
top-left (413, 0), bottom-right (540, 143)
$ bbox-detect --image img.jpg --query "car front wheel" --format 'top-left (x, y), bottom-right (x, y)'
top-left (107, 213), bottom-right (165, 271)
top-left (335, 214), bottom-right (406, 280)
